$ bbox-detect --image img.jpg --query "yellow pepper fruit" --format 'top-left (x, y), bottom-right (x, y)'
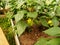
top-left (50, 23), bottom-right (53, 26)
top-left (48, 20), bottom-right (52, 24)
top-left (27, 18), bottom-right (33, 26)
top-left (48, 20), bottom-right (53, 26)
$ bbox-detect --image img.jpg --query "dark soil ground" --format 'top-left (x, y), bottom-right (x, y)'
top-left (19, 25), bottom-right (55, 45)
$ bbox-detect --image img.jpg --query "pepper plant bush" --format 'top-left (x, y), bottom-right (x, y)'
top-left (7, 0), bottom-right (60, 36)
top-left (1, 0), bottom-right (60, 45)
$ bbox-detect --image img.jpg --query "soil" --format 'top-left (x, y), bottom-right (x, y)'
top-left (19, 25), bottom-right (55, 45)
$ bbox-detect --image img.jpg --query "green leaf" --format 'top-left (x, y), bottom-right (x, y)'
top-left (47, 11), bottom-right (55, 18)
top-left (16, 21), bottom-right (27, 36)
top-left (47, 38), bottom-right (60, 45)
top-left (44, 27), bottom-right (60, 36)
top-left (27, 12), bottom-right (38, 18)
top-left (45, 0), bottom-right (53, 5)
top-left (56, 6), bottom-right (60, 16)
top-left (15, 11), bottom-right (24, 23)
top-left (40, 17), bottom-right (49, 27)
top-left (17, 0), bottom-right (25, 8)
top-left (34, 38), bottom-right (47, 45)
top-left (35, 0), bottom-right (45, 6)
top-left (52, 17), bottom-right (59, 27)
top-left (35, 38), bottom-right (60, 45)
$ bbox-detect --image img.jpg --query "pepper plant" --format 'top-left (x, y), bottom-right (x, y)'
top-left (1, 0), bottom-right (60, 45)
top-left (6, 0), bottom-right (60, 36)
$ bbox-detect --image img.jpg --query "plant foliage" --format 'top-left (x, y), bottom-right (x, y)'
top-left (0, 0), bottom-right (60, 45)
